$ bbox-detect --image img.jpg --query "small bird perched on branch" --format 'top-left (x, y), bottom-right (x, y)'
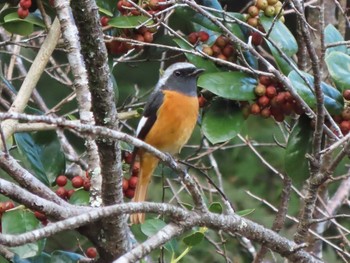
top-left (130, 62), bottom-right (204, 224)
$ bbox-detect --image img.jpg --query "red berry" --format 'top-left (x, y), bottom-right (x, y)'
top-left (83, 180), bottom-right (91, 191)
top-left (340, 120), bottom-right (350, 134)
top-left (198, 95), bottom-right (207, 108)
top-left (343, 90), bottom-right (350, 100)
top-left (247, 17), bottom-right (259, 27)
top-left (281, 102), bottom-right (293, 115)
top-left (100, 16), bottom-right (109, 27)
top-left (254, 84), bottom-right (266, 96)
top-left (198, 31), bottom-right (209, 42)
top-left (258, 96), bottom-right (270, 107)
top-left (261, 108), bottom-right (271, 118)
top-left (143, 31), bottom-right (153, 43)
top-left (67, 189), bottom-right (75, 199)
top-left (34, 211), bottom-right (47, 221)
top-left (128, 176), bottom-right (138, 189)
top-left (86, 247), bottom-right (98, 259)
top-left (188, 32), bottom-right (199, 45)
top-left (342, 108), bottom-right (350, 121)
top-left (122, 178), bottom-right (129, 191)
top-left (3, 201), bottom-right (14, 211)
top-left (333, 115), bottom-right (343, 124)
top-left (17, 7), bottom-right (29, 19)
top-left (251, 31), bottom-right (263, 46)
top-left (56, 175), bottom-right (68, 187)
top-left (55, 187), bottom-right (67, 199)
top-left (20, 0), bottom-right (32, 9)
top-left (266, 85), bottom-right (277, 98)
top-left (71, 176), bottom-right (84, 188)
top-left (222, 45), bottom-right (234, 57)
top-left (259, 76), bottom-right (272, 86)
top-left (216, 54), bottom-right (227, 60)
top-left (124, 188), bottom-right (135, 199)
top-left (248, 5), bottom-right (259, 17)
top-left (211, 44), bottom-right (221, 56)
top-left (134, 34), bottom-right (145, 42)
top-left (250, 103), bottom-right (261, 115)
top-left (132, 162), bottom-right (140, 177)
top-left (124, 152), bottom-right (133, 164)
top-left (215, 35), bottom-right (228, 48)
top-left (256, 0), bottom-right (268, 10)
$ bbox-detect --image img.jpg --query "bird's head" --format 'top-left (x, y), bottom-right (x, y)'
top-left (156, 62), bottom-right (204, 96)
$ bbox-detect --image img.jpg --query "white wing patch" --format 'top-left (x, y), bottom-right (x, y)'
top-left (136, 116), bottom-right (148, 136)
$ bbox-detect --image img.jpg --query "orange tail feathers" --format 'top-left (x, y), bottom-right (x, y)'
top-left (130, 153), bottom-right (159, 224)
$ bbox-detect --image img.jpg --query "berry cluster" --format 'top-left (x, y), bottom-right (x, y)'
top-left (55, 173), bottom-right (91, 200)
top-left (200, 35), bottom-right (236, 62)
top-left (250, 76), bottom-right (304, 122)
top-left (105, 0), bottom-right (168, 56)
top-left (17, 0), bottom-right (32, 19)
top-left (123, 152), bottom-right (139, 199)
top-left (247, 0), bottom-right (284, 23)
top-left (332, 90), bottom-right (350, 135)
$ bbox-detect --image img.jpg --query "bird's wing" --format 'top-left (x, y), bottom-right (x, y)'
top-left (136, 90), bottom-right (164, 140)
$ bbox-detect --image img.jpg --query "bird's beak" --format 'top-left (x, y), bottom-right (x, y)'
top-left (190, 68), bottom-right (205, 77)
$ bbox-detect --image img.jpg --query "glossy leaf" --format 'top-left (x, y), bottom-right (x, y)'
top-left (3, 21), bottom-right (33, 36)
top-left (14, 133), bottom-right (50, 186)
top-left (260, 15), bottom-right (298, 57)
top-left (33, 131), bottom-right (66, 185)
top-left (236, 208), bottom-right (255, 217)
top-left (3, 209), bottom-right (44, 258)
top-left (198, 72), bottom-right (257, 100)
top-left (285, 115), bottom-right (312, 179)
top-left (51, 251), bottom-right (83, 263)
top-left (173, 39), bottom-right (220, 73)
top-left (98, 6), bottom-right (113, 17)
top-left (183, 231), bottom-right (204, 247)
top-left (324, 24), bottom-right (347, 55)
top-left (13, 253), bottom-right (51, 263)
top-left (266, 41), bottom-right (294, 75)
top-left (4, 13), bottom-right (45, 28)
top-left (288, 70), bottom-right (344, 114)
top-left (108, 15), bottom-right (153, 28)
top-left (198, 0), bottom-right (222, 10)
top-left (69, 189), bottom-right (89, 205)
top-left (209, 202), bottom-right (222, 214)
top-left (141, 219), bottom-right (175, 252)
top-left (202, 99), bottom-right (245, 144)
top-left (325, 51), bottom-right (350, 92)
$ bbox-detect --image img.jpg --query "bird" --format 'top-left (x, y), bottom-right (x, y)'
top-left (130, 62), bottom-right (204, 224)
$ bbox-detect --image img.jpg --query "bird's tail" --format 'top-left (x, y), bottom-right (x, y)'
top-left (130, 153), bottom-right (159, 224)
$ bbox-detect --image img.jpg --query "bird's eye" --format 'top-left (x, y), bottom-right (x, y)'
top-left (174, 70), bottom-right (181, 76)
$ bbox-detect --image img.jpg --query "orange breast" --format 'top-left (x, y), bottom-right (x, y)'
top-left (144, 90), bottom-right (199, 154)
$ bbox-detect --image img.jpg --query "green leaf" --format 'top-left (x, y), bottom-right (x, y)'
top-left (266, 40), bottom-right (295, 75)
top-left (141, 219), bottom-right (167, 236)
top-left (236, 208), bottom-right (255, 217)
top-left (108, 15), bottom-right (153, 28)
top-left (202, 99), bottom-right (245, 144)
top-left (4, 13), bottom-right (45, 28)
top-left (324, 24), bottom-right (347, 56)
top-left (98, 6), bottom-right (113, 17)
top-left (3, 21), bottom-right (33, 36)
top-left (69, 189), bottom-right (89, 205)
top-left (2, 209), bottom-right (44, 258)
top-left (260, 15), bottom-right (298, 57)
top-left (209, 202), bottom-right (222, 214)
top-left (325, 51), bottom-right (350, 92)
top-left (14, 133), bottom-right (50, 186)
top-left (285, 115), bottom-right (312, 180)
top-left (51, 251), bottom-right (83, 263)
top-left (173, 39), bottom-right (220, 73)
top-left (141, 219), bottom-right (175, 252)
top-left (32, 131), bottom-right (65, 185)
top-left (183, 231), bottom-right (204, 247)
top-left (13, 253), bottom-right (51, 263)
top-left (288, 70), bottom-right (344, 114)
top-left (198, 72), bottom-right (257, 100)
